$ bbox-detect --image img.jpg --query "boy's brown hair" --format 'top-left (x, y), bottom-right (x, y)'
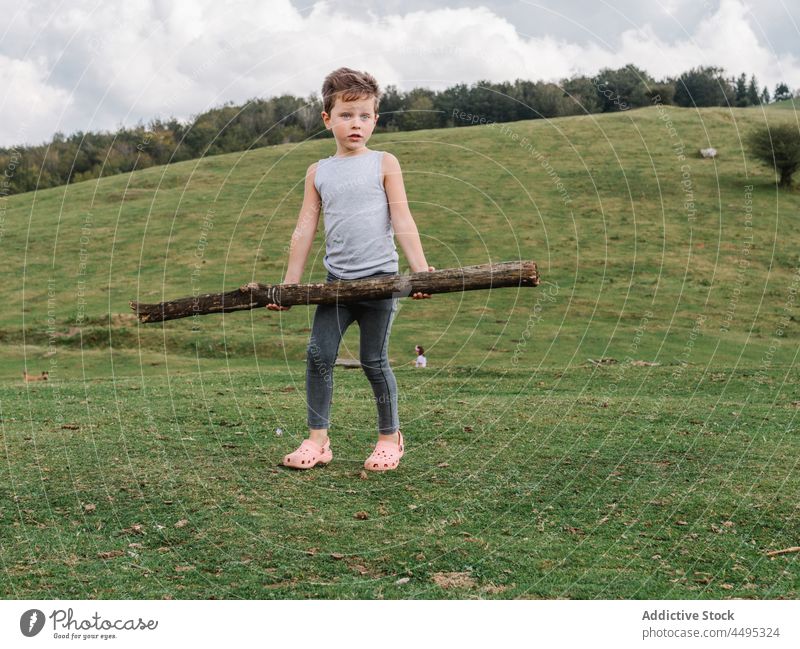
top-left (322, 67), bottom-right (381, 115)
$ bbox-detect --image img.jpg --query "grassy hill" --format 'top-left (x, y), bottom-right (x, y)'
top-left (2, 106), bottom-right (798, 600)
top-left (2, 105), bottom-right (799, 378)
top-left (769, 97), bottom-right (798, 110)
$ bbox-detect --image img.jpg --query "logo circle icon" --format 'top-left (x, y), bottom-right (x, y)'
top-left (20, 609), bottom-right (46, 637)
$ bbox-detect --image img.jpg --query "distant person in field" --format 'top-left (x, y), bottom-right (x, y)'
top-left (267, 67), bottom-right (434, 471)
top-left (414, 345), bottom-right (427, 368)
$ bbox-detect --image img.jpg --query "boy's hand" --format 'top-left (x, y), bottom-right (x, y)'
top-left (411, 266), bottom-right (435, 299)
top-left (267, 277), bottom-right (294, 310)
top-left (244, 281), bottom-right (291, 311)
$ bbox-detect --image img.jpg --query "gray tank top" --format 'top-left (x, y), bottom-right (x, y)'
top-left (313, 149), bottom-right (399, 279)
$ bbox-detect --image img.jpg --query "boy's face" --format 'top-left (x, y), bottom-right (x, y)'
top-left (321, 95), bottom-right (378, 153)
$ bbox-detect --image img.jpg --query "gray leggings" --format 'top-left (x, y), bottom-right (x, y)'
top-left (306, 269), bottom-right (400, 435)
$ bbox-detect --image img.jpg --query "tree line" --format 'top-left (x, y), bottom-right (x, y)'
top-left (1, 65), bottom-right (796, 196)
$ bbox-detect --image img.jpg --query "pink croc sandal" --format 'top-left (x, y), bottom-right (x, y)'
top-left (283, 438), bottom-right (332, 469)
top-left (364, 431), bottom-right (404, 472)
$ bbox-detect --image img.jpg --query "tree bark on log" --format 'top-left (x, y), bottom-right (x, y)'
top-left (130, 260), bottom-right (539, 324)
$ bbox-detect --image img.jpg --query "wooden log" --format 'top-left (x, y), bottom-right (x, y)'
top-left (130, 260), bottom-right (539, 324)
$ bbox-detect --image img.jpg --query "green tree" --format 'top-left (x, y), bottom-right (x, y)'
top-left (774, 82), bottom-right (792, 101)
top-left (734, 73), bottom-right (749, 107)
top-left (561, 75), bottom-right (603, 113)
top-left (488, 81), bottom-right (521, 122)
top-left (646, 82), bottom-right (675, 105)
top-left (592, 64), bottom-right (653, 112)
top-left (466, 81), bottom-right (513, 123)
top-left (523, 81), bottom-right (580, 118)
top-left (434, 83), bottom-right (474, 127)
top-left (297, 93), bottom-right (323, 135)
top-left (747, 123), bottom-right (800, 188)
top-left (397, 90), bottom-right (441, 131)
top-left (376, 84), bottom-right (405, 131)
top-left (182, 114), bottom-right (219, 155)
top-left (760, 86), bottom-right (771, 104)
top-left (673, 66), bottom-right (734, 107)
top-left (747, 75), bottom-right (761, 105)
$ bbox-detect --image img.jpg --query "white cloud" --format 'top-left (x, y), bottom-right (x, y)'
top-left (615, 0), bottom-right (800, 88)
top-left (0, 54), bottom-right (73, 147)
top-left (0, 0), bottom-right (797, 148)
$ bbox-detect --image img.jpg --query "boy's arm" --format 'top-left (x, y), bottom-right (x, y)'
top-left (262, 163), bottom-right (320, 310)
top-left (283, 162), bottom-right (321, 284)
top-left (383, 153), bottom-right (434, 299)
top-left (383, 151), bottom-right (428, 273)
top-left (383, 152), bottom-right (431, 274)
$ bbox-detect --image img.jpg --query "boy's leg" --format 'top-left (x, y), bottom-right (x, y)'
top-left (357, 293), bottom-right (400, 439)
top-left (306, 301), bottom-right (356, 442)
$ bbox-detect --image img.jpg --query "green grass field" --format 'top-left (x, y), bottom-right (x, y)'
top-left (1, 104), bottom-right (798, 599)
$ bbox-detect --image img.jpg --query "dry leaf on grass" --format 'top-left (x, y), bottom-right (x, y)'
top-left (174, 519), bottom-right (189, 528)
top-left (563, 525), bottom-right (585, 536)
top-left (263, 579), bottom-right (299, 590)
top-left (694, 571), bottom-right (713, 585)
top-left (766, 546), bottom-right (800, 557)
top-left (83, 503), bottom-right (96, 513)
top-left (349, 563), bottom-right (369, 576)
top-left (432, 571), bottom-right (475, 589)
top-left (122, 524), bottom-right (145, 535)
top-left (343, 556), bottom-right (383, 578)
top-left (354, 511), bottom-right (369, 520)
top-left (97, 550), bottom-right (124, 559)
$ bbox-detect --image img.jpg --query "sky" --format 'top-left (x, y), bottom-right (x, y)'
top-left (1, 0), bottom-right (798, 148)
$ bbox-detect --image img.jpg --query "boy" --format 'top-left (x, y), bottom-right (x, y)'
top-left (270, 67), bottom-right (433, 471)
